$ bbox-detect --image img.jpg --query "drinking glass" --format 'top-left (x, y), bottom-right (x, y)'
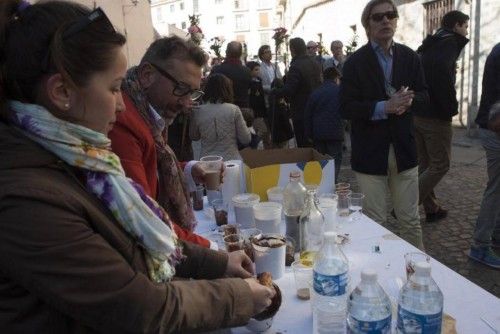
top-left (348, 193), bottom-right (365, 221)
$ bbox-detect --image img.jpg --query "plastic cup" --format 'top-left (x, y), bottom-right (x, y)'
top-left (348, 193), bottom-right (365, 221)
top-left (253, 202), bottom-right (282, 234)
top-left (200, 155), bottom-right (223, 190)
top-left (232, 193), bottom-right (260, 229)
top-left (224, 234), bottom-right (244, 252)
top-left (318, 193), bottom-right (338, 231)
top-left (212, 199), bottom-right (228, 226)
top-left (291, 260), bottom-right (312, 300)
top-left (266, 186), bottom-right (284, 203)
top-left (336, 189), bottom-right (352, 218)
top-left (404, 252), bottom-right (431, 280)
top-left (221, 223), bottom-right (240, 237)
top-left (252, 233), bottom-right (286, 279)
top-left (192, 184), bottom-right (204, 211)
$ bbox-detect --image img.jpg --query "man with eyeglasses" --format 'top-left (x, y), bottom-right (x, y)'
top-left (109, 36), bottom-right (216, 248)
top-left (340, 0), bottom-right (429, 249)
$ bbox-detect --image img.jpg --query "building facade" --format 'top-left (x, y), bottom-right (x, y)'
top-left (150, 0), bottom-right (283, 59)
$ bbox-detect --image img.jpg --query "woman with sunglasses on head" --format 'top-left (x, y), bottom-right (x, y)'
top-left (0, 1), bottom-right (273, 333)
top-left (190, 73), bottom-right (251, 160)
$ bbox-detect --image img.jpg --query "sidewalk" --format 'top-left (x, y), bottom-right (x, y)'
top-left (338, 126), bottom-right (500, 297)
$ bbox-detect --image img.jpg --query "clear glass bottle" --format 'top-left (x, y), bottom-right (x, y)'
top-left (347, 268), bottom-right (392, 333)
top-left (299, 189), bottom-right (325, 266)
top-left (396, 261), bottom-right (443, 334)
top-left (283, 171), bottom-right (307, 251)
top-left (312, 231), bottom-right (349, 334)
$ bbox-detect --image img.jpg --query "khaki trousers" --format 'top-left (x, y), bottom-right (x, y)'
top-left (355, 145), bottom-right (423, 249)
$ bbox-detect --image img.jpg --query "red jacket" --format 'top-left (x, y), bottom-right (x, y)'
top-left (109, 94), bottom-right (209, 247)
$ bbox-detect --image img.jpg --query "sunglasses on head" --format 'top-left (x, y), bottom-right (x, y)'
top-left (41, 7), bottom-right (115, 72)
top-left (149, 63), bottom-right (204, 102)
top-left (370, 10), bottom-right (399, 22)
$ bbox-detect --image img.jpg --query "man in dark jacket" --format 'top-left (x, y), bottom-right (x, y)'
top-left (340, 0), bottom-right (429, 249)
top-left (211, 41), bottom-right (252, 109)
top-left (469, 43), bottom-right (500, 269)
top-left (415, 10), bottom-right (469, 222)
top-left (305, 67), bottom-right (344, 182)
top-left (273, 37), bottom-right (322, 147)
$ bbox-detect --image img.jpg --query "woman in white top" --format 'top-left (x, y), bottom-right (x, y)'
top-left (190, 73), bottom-right (251, 160)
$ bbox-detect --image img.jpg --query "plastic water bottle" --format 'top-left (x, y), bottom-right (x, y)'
top-left (299, 189), bottom-right (325, 266)
top-left (347, 269), bottom-right (392, 333)
top-left (396, 261), bottom-right (443, 334)
top-left (312, 231), bottom-right (349, 334)
top-left (283, 171), bottom-right (306, 251)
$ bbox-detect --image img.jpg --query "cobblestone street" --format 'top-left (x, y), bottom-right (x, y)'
top-left (338, 127), bottom-right (500, 298)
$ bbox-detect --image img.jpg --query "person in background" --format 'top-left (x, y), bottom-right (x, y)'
top-left (239, 106), bottom-right (262, 150)
top-left (109, 36), bottom-right (214, 248)
top-left (469, 43), bottom-right (500, 269)
top-left (211, 41), bottom-right (252, 109)
top-left (246, 60), bottom-right (269, 148)
top-left (0, 1), bottom-right (273, 332)
top-left (340, 0), bottom-right (428, 249)
top-left (324, 40), bottom-right (346, 73)
top-left (190, 73), bottom-right (251, 160)
top-left (258, 44), bottom-right (282, 95)
top-left (414, 10), bottom-right (469, 222)
top-left (306, 40), bottom-right (326, 70)
top-left (304, 67), bottom-right (344, 182)
top-left (273, 37), bottom-right (322, 148)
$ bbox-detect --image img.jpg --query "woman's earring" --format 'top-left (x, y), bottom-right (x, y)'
top-left (64, 103), bottom-right (70, 110)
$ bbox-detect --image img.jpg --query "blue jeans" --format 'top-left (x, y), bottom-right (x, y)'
top-left (473, 129), bottom-right (500, 247)
top-left (313, 140), bottom-right (343, 183)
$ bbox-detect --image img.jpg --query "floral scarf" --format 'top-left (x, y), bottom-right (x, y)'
top-left (122, 67), bottom-right (197, 232)
top-left (9, 100), bottom-right (183, 283)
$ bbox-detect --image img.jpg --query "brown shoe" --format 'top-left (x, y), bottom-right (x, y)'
top-left (425, 207), bottom-right (448, 223)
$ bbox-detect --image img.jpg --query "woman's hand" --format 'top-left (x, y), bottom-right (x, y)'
top-left (244, 278), bottom-right (276, 315)
top-left (224, 250), bottom-right (254, 278)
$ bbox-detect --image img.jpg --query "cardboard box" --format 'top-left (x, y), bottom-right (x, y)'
top-left (239, 148), bottom-right (335, 201)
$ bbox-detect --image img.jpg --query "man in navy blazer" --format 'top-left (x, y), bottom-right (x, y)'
top-left (340, 0), bottom-right (429, 249)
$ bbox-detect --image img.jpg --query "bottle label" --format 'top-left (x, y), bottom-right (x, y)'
top-left (313, 270), bottom-right (348, 296)
top-left (348, 315), bottom-right (391, 334)
top-left (397, 306), bottom-right (442, 334)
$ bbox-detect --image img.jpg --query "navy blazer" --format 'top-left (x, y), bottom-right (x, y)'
top-left (340, 42), bottom-right (429, 175)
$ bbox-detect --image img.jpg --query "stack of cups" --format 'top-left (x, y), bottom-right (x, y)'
top-left (232, 193), bottom-right (260, 229)
top-left (253, 202), bottom-right (282, 234)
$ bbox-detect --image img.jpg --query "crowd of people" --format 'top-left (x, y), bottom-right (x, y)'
top-left (0, 0), bottom-right (498, 332)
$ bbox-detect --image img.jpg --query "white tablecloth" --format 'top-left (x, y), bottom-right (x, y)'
top-left (194, 202), bottom-right (500, 333)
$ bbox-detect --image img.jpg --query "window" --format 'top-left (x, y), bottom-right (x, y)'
top-left (259, 12), bottom-right (269, 28)
top-left (234, 0), bottom-right (247, 10)
top-left (170, 4), bottom-right (174, 12)
top-left (193, 0), bottom-right (199, 13)
top-left (258, 0), bottom-right (269, 8)
top-left (215, 0), bottom-right (223, 4)
top-left (235, 14), bottom-right (248, 31)
top-left (216, 16), bottom-right (224, 25)
top-left (260, 32), bottom-right (270, 46)
top-left (155, 7), bottom-right (162, 21)
top-left (423, 0), bottom-right (454, 35)
top-left (181, 21), bottom-right (187, 29)
top-left (180, 2), bottom-right (184, 10)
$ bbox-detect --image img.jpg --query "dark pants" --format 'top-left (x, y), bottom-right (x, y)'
top-left (313, 140), bottom-right (343, 183)
top-left (292, 119), bottom-right (312, 148)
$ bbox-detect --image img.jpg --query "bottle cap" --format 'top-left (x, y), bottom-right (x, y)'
top-left (360, 268), bottom-right (377, 282)
top-left (414, 261), bottom-right (431, 276)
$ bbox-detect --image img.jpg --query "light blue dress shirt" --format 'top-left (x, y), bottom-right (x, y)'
top-left (371, 41), bottom-right (394, 120)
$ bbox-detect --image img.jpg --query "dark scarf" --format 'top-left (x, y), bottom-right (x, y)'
top-left (121, 66), bottom-right (197, 232)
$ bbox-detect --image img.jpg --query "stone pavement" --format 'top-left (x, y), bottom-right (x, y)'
top-left (338, 126), bottom-right (500, 298)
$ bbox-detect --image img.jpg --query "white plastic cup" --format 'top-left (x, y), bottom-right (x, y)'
top-left (252, 234), bottom-right (286, 280)
top-left (253, 202), bottom-right (282, 234)
top-left (232, 193), bottom-right (260, 229)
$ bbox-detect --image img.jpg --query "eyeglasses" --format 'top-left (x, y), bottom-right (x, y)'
top-left (370, 10), bottom-right (399, 22)
top-left (42, 8), bottom-right (115, 72)
top-left (149, 63), bottom-right (204, 101)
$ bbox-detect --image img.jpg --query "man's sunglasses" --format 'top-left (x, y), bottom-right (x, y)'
top-left (149, 63), bottom-right (204, 101)
top-left (370, 11), bottom-right (399, 22)
top-left (42, 8), bottom-right (115, 72)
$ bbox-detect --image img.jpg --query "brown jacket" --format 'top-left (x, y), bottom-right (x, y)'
top-left (0, 121), bottom-right (254, 333)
